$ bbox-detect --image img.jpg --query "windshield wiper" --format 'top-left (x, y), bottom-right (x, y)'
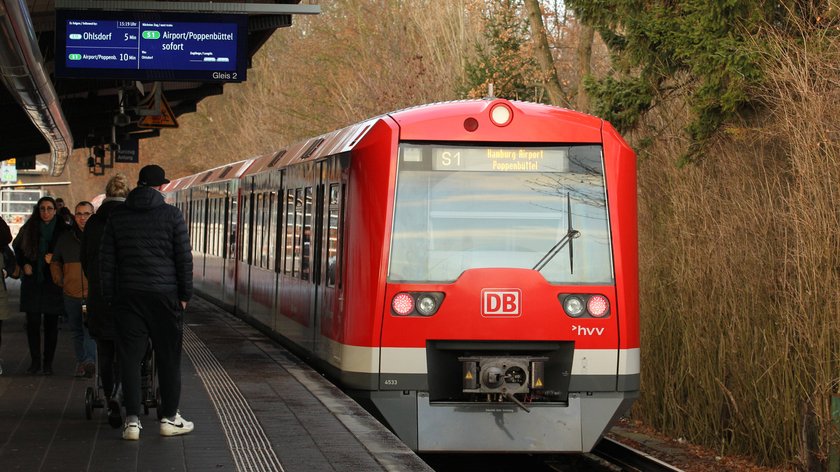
top-left (533, 193), bottom-right (580, 272)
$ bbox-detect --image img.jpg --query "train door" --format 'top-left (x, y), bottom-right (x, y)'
top-left (247, 173), bottom-right (278, 330)
top-left (312, 155), bottom-right (348, 360)
top-left (190, 187), bottom-right (208, 292)
top-left (276, 163), bottom-right (316, 351)
top-left (235, 179), bottom-right (254, 317)
top-left (223, 180), bottom-right (238, 309)
top-left (202, 183), bottom-right (226, 302)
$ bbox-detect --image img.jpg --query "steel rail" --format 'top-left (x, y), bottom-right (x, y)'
top-left (591, 437), bottom-right (684, 472)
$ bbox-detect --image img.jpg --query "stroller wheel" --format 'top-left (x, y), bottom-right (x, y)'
top-left (84, 387), bottom-right (94, 420)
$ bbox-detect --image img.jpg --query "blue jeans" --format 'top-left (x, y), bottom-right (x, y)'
top-left (65, 296), bottom-right (96, 364)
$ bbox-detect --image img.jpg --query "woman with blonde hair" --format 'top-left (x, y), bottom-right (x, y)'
top-left (81, 173), bottom-right (130, 426)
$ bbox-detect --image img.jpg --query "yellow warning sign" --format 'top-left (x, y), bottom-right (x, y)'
top-left (534, 378), bottom-right (543, 388)
top-left (138, 96), bottom-right (179, 129)
top-left (465, 371), bottom-right (474, 380)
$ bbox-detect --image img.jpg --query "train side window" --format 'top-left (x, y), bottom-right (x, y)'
top-left (227, 194), bottom-right (237, 260)
top-left (302, 187), bottom-right (313, 281)
top-left (240, 194), bottom-right (251, 264)
top-left (260, 192), bottom-right (270, 268)
top-left (254, 193), bottom-right (264, 268)
top-left (191, 199), bottom-right (199, 251)
top-left (199, 198), bottom-right (206, 253)
top-left (214, 198), bottom-right (225, 257)
top-left (326, 184), bottom-right (340, 287)
top-left (268, 191), bottom-right (277, 271)
top-left (213, 197), bottom-right (220, 256)
top-left (189, 198), bottom-right (196, 249)
top-left (284, 189), bottom-right (295, 274)
top-left (217, 197), bottom-right (224, 257)
top-left (338, 184), bottom-right (346, 289)
top-left (292, 188), bottom-right (303, 277)
top-left (196, 198), bottom-right (201, 253)
top-left (200, 198), bottom-right (207, 254)
top-left (210, 197), bottom-right (217, 256)
top-left (208, 198), bottom-right (214, 256)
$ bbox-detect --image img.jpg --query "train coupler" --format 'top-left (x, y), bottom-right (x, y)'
top-left (458, 356), bottom-right (549, 398)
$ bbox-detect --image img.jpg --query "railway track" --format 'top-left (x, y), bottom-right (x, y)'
top-left (590, 437), bottom-right (684, 472)
top-left (420, 437), bottom-right (684, 472)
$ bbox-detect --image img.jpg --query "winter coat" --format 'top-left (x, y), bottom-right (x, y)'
top-left (100, 186), bottom-right (193, 302)
top-left (14, 217), bottom-right (68, 314)
top-left (80, 198), bottom-right (123, 339)
top-left (0, 216), bottom-right (12, 320)
top-left (51, 226), bottom-right (88, 299)
top-left (0, 216), bottom-right (11, 247)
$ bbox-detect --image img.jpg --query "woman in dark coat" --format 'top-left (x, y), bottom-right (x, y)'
top-left (13, 196), bottom-right (69, 374)
top-left (81, 174), bottom-right (129, 426)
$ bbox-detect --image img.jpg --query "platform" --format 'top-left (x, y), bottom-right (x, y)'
top-left (0, 279), bottom-right (432, 472)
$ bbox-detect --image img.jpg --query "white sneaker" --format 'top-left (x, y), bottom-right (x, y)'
top-left (122, 420), bottom-right (142, 441)
top-left (160, 412), bottom-right (194, 437)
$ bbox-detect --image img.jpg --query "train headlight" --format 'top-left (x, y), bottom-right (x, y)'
top-left (392, 292), bottom-right (415, 316)
top-left (587, 294), bottom-right (610, 318)
top-left (416, 295), bottom-right (438, 316)
top-left (562, 295), bottom-right (586, 317)
top-left (390, 291), bottom-right (445, 316)
top-left (490, 103), bottom-right (513, 127)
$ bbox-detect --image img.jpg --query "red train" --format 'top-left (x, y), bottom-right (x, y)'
top-left (164, 99), bottom-right (639, 452)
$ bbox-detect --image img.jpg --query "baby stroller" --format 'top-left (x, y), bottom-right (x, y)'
top-left (85, 340), bottom-right (161, 424)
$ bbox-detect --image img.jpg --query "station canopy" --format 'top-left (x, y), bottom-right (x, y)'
top-left (0, 0), bottom-right (319, 175)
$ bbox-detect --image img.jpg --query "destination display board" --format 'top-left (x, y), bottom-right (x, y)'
top-left (55, 10), bottom-right (248, 82)
top-left (430, 147), bottom-right (569, 172)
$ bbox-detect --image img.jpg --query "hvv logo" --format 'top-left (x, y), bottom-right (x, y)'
top-left (572, 325), bottom-right (605, 336)
top-left (481, 289), bottom-right (522, 317)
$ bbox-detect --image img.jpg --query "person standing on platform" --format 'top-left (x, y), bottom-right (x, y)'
top-left (0, 215), bottom-right (12, 375)
top-left (13, 197), bottom-right (69, 375)
top-left (81, 173), bottom-right (130, 428)
top-left (51, 201), bottom-right (96, 378)
top-left (56, 198), bottom-right (72, 226)
top-left (101, 164), bottom-right (194, 440)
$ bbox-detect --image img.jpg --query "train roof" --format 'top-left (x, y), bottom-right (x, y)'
top-left (190, 158), bottom-right (255, 186)
top-left (173, 100), bottom-right (610, 190)
top-left (388, 99), bottom-right (598, 122)
top-left (162, 173), bottom-right (198, 193)
top-left (388, 99), bottom-right (604, 142)
top-left (240, 117), bottom-right (378, 178)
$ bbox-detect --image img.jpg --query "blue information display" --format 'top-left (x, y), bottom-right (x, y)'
top-left (55, 10), bottom-right (248, 82)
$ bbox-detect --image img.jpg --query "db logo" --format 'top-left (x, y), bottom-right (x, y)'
top-left (481, 289), bottom-right (522, 317)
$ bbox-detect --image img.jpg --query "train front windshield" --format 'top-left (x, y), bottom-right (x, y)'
top-left (389, 143), bottom-right (613, 284)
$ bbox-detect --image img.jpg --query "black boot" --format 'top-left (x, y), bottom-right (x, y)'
top-left (42, 362), bottom-right (53, 375)
top-left (106, 396), bottom-right (123, 429)
top-left (26, 358), bottom-right (40, 374)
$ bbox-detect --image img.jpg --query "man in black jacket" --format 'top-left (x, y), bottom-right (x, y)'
top-left (100, 164), bottom-right (193, 441)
